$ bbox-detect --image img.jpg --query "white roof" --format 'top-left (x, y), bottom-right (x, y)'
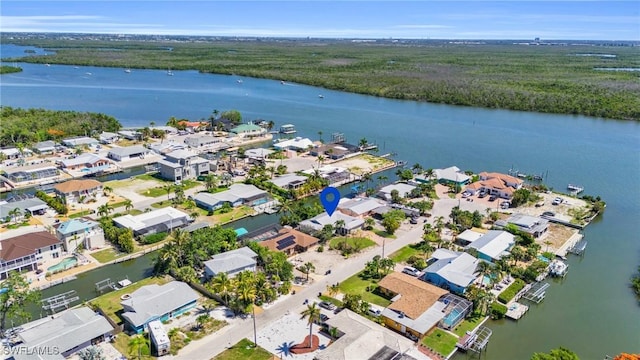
top-left (108, 145), bottom-right (148, 157)
top-left (435, 166), bottom-right (471, 183)
top-left (245, 148), bottom-right (274, 159)
top-left (203, 247), bottom-right (258, 275)
top-left (148, 320), bottom-right (170, 346)
top-left (0, 148), bottom-right (29, 156)
top-left (270, 174), bottom-right (308, 188)
top-left (425, 252), bottom-right (478, 288)
top-left (62, 137), bottom-right (99, 146)
top-left (381, 301), bottom-right (447, 335)
top-left (194, 184), bottom-right (267, 206)
top-left (273, 137), bottom-right (314, 150)
top-left (60, 153), bottom-right (108, 167)
top-left (165, 149), bottom-right (199, 160)
top-left (338, 197), bottom-right (386, 216)
top-left (378, 183), bottom-right (416, 198)
top-left (121, 281), bottom-right (199, 328)
top-left (467, 230), bottom-right (515, 260)
top-left (457, 229), bottom-right (485, 244)
top-left (299, 212), bottom-right (365, 231)
top-left (113, 207), bottom-right (189, 231)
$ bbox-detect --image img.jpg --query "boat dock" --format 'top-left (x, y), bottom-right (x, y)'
top-left (568, 239), bottom-right (588, 256)
top-left (556, 232), bottom-right (584, 257)
top-left (456, 326), bottom-right (492, 354)
top-left (567, 184), bottom-right (584, 195)
top-left (505, 302), bottom-right (529, 320)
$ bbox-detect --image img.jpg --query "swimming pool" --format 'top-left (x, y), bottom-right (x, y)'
top-left (442, 308), bottom-right (463, 328)
top-left (47, 257), bottom-right (78, 273)
top-left (537, 255), bottom-right (550, 263)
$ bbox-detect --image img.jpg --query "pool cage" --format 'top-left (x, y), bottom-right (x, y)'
top-left (438, 293), bottom-right (473, 330)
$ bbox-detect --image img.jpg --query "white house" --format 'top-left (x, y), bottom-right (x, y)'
top-left (203, 247), bottom-right (258, 278)
top-left (107, 145), bottom-right (149, 162)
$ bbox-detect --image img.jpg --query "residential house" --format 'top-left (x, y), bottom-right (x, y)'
top-left (99, 131), bottom-right (120, 144)
top-left (3, 164), bottom-right (60, 184)
top-left (121, 281), bottom-right (199, 333)
top-left (149, 126), bottom-right (178, 135)
top-left (309, 143), bottom-right (356, 160)
top-left (61, 136), bottom-right (99, 148)
top-left (465, 172), bottom-right (524, 199)
top-left (32, 141), bottom-right (57, 155)
top-left (377, 183), bottom-right (417, 201)
top-left (422, 251), bottom-right (479, 295)
top-left (378, 272), bottom-right (450, 338)
top-left (245, 148), bottom-right (274, 162)
top-left (259, 227), bottom-right (319, 255)
top-left (107, 145), bottom-right (149, 162)
top-left (495, 213), bottom-right (549, 238)
top-left (177, 120), bottom-right (208, 132)
top-left (273, 137), bottom-right (314, 151)
top-left (465, 230), bottom-right (515, 262)
top-left (230, 123), bottom-right (267, 138)
top-left (157, 150), bottom-right (210, 182)
top-left (429, 166), bottom-right (471, 186)
top-left (0, 148), bottom-right (28, 160)
top-left (118, 130), bottom-right (142, 141)
top-left (299, 212), bottom-right (364, 235)
top-left (113, 207), bottom-right (190, 237)
top-left (59, 153), bottom-right (111, 172)
top-left (183, 135), bottom-right (225, 151)
top-left (269, 173), bottom-right (308, 190)
top-left (149, 142), bottom-right (186, 155)
top-left (316, 309), bottom-right (423, 360)
top-left (301, 165), bottom-right (351, 185)
top-left (0, 198), bottom-right (48, 223)
top-left (337, 197), bottom-right (386, 217)
top-left (193, 184), bottom-right (269, 211)
top-left (0, 231), bottom-right (62, 279)
top-left (10, 307), bottom-right (114, 359)
top-left (203, 247), bottom-right (258, 278)
top-left (456, 229), bottom-right (486, 246)
top-left (56, 218), bottom-right (105, 252)
top-left (53, 179), bottom-right (103, 205)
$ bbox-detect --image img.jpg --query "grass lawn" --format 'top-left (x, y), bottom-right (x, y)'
top-left (329, 237), bottom-right (376, 251)
top-left (211, 206), bottom-right (255, 224)
top-left (90, 248), bottom-right (127, 263)
top-left (139, 187), bottom-right (171, 198)
top-left (319, 295), bottom-right (343, 308)
top-left (372, 229), bottom-right (397, 239)
top-left (151, 200), bottom-right (172, 209)
top-left (90, 276), bottom-right (172, 325)
top-left (68, 210), bottom-right (91, 219)
top-left (389, 245), bottom-right (421, 263)
top-left (213, 338), bottom-right (273, 360)
top-left (113, 333), bottom-right (151, 360)
top-left (338, 272), bottom-right (391, 307)
top-left (422, 329), bottom-right (458, 357)
top-left (452, 314), bottom-right (485, 337)
top-left (111, 209), bottom-right (143, 218)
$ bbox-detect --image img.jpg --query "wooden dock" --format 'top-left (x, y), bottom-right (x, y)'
top-left (505, 302), bottom-right (529, 320)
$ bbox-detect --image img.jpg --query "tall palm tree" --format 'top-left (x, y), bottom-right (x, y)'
top-left (102, 186), bottom-right (113, 196)
top-left (301, 303), bottom-right (321, 348)
top-left (8, 208), bottom-right (21, 224)
top-left (204, 174), bottom-right (219, 192)
top-left (300, 262), bottom-right (315, 281)
top-left (318, 131), bottom-right (323, 143)
top-left (163, 184), bottom-right (173, 201)
top-left (335, 219), bottom-right (346, 236)
top-left (236, 274), bottom-right (258, 345)
top-left (97, 204), bottom-right (112, 218)
top-left (476, 261), bottom-right (492, 287)
top-left (210, 272), bottom-right (233, 306)
top-left (543, 240), bottom-right (553, 253)
top-left (124, 199), bottom-right (133, 212)
top-left (326, 283), bottom-right (340, 297)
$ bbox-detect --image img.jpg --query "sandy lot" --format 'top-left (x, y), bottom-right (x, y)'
top-left (256, 311), bottom-right (332, 360)
top-left (332, 154), bottom-right (395, 175)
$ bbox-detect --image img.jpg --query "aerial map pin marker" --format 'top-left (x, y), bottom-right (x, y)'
top-left (320, 187), bottom-right (340, 216)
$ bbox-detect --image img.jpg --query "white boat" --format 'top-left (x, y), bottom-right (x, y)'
top-left (167, 68), bottom-right (174, 76)
top-left (237, 79), bottom-right (243, 83)
top-left (279, 124), bottom-right (297, 134)
top-left (124, 68), bottom-right (131, 73)
top-left (318, 94), bottom-right (324, 99)
top-left (549, 259), bottom-right (568, 277)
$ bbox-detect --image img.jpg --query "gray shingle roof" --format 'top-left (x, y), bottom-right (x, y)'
top-left (121, 281), bottom-right (199, 328)
top-left (108, 145), bottom-right (148, 158)
top-left (425, 252), bottom-right (478, 288)
top-left (203, 247), bottom-right (258, 275)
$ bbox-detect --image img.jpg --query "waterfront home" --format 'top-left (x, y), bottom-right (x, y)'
top-left (107, 145), bottom-right (149, 162)
top-left (149, 141), bottom-right (187, 155)
top-left (377, 183), bottom-right (417, 201)
top-left (422, 251), bottom-right (479, 295)
top-left (193, 183), bottom-right (270, 210)
top-left (118, 130), bottom-right (142, 141)
top-left (495, 213), bottom-right (549, 238)
top-left (148, 320), bottom-right (170, 356)
top-left (465, 172), bottom-right (523, 199)
top-left (372, 204), bottom-right (420, 219)
top-left (2, 163), bottom-right (60, 184)
top-left (337, 197), bottom-right (386, 217)
top-left (56, 218), bottom-right (105, 252)
top-left (456, 229), bottom-right (486, 246)
top-left (0, 147), bottom-right (32, 160)
top-left (378, 272), bottom-right (468, 338)
top-left (58, 153), bottom-right (111, 172)
top-left (417, 166), bottom-right (470, 186)
top-left (465, 230), bottom-right (515, 262)
top-left (245, 148), bottom-right (274, 162)
top-left (301, 165), bottom-right (352, 185)
top-left (53, 179), bottom-right (103, 205)
top-left (98, 131), bottom-right (119, 144)
top-left (269, 173), bottom-right (308, 190)
top-left (113, 207), bottom-right (190, 236)
top-left (61, 136), bottom-right (99, 148)
top-left (299, 212), bottom-right (364, 235)
top-left (309, 142), bottom-right (358, 160)
top-left (0, 198), bottom-right (48, 223)
top-left (316, 309), bottom-right (420, 360)
top-left (177, 120), bottom-right (208, 132)
top-left (32, 140), bottom-right (57, 155)
top-left (230, 123), bottom-right (267, 138)
top-left (273, 137), bottom-right (314, 151)
top-left (203, 246), bottom-right (258, 278)
top-left (0, 230), bottom-right (62, 279)
top-left (149, 126), bottom-right (178, 135)
top-left (259, 227), bottom-right (319, 255)
top-left (121, 281), bottom-right (199, 333)
top-left (157, 149), bottom-right (210, 182)
top-left (183, 134), bottom-right (227, 151)
top-left (10, 306), bottom-right (114, 359)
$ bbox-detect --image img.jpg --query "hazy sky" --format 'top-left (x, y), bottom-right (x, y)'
top-left (1, 1), bottom-right (638, 40)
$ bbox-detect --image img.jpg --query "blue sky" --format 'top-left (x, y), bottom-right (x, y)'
top-left (1, 1), bottom-right (638, 40)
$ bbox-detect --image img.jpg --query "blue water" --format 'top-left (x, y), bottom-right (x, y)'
top-left (537, 255), bottom-right (551, 263)
top-left (443, 308), bottom-right (463, 328)
top-left (1, 44), bottom-right (639, 358)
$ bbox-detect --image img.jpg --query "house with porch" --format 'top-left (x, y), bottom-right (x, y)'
top-left (32, 141), bottom-right (57, 155)
top-left (61, 136), bottom-right (99, 148)
top-left (0, 230), bottom-right (62, 279)
top-left (157, 150), bottom-right (210, 182)
top-left (273, 137), bottom-right (314, 151)
top-left (230, 123), bottom-right (267, 138)
top-left (121, 281), bottom-right (199, 333)
top-left (59, 153), bottom-right (111, 172)
top-left (99, 131), bottom-right (120, 144)
top-left (465, 172), bottom-right (524, 199)
top-left (377, 183), bottom-right (417, 201)
top-left (430, 166), bottom-right (471, 186)
top-left (53, 179), bottom-right (103, 205)
top-left (495, 213), bottom-right (549, 238)
top-left (0, 198), bottom-right (48, 223)
top-left (113, 207), bottom-right (190, 237)
top-left (421, 251), bottom-right (479, 295)
top-left (269, 173), bottom-right (308, 191)
top-left (299, 212), bottom-right (364, 235)
top-left (193, 184), bottom-right (269, 211)
top-left (203, 246), bottom-right (258, 278)
top-left (56, 218), bottom-right (106, 252)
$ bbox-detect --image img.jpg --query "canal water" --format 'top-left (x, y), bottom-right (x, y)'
top-left (2, 45), bottom-right (639, 358)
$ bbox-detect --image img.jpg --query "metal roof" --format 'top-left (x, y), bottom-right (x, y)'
top-left (121, 281), bottom-right (199, 328)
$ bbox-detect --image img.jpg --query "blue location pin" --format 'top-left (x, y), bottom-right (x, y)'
top-left (320, 187), bottom-right (341, 216)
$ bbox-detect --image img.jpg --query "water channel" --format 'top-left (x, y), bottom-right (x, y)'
top-left (1, 44), bottom-right (639, 358)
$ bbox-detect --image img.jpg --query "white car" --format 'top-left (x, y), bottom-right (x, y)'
top-left (461, 191), bottom-right (472, 198)
top-left (552, 197), bottom-right (563, 205)
top-left (402, 266), bottom-right (420, 277)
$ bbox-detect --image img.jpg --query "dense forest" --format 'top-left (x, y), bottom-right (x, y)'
top-left (0, 107), bottom-right (121, 147)
top-left (3, 38), bottom-right (639, 120)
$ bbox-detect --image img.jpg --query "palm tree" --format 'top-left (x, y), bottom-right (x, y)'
top-left (266, 120), bottom-right (275, 131)
top-left (128, 334), bottom-right (149, 360)
top-left (377, 175), bottom-right (388, 189)
top-left (124, 199), bottom-right (133, 212)
top-left (412, 163), bottom-right (423, 174)
top-left (335, 219), bottom-right (346, 236)
top-left (510, 246), bottom-right (525, 266)
top-left (210, 272), bottom-right (233, 306)
top-left (359, 137), bottom-right (368, 150)
top-left (544, 240), bottom-right (553, 253)
top-left (204, 174), bottom-right (219, 192)
top-left (300, 303), bottom-right (321, 348)
top-left (326, 283), bottom-right (340, 297)
top-left (196, 313), bottom-right (210, 331)
top-left (316, 155), bottom-right (325, 168)
top-left (8, 207), bottom-right (21, 224)
top-left (300, 262), bottom-right (315, 281)
top-left (97, 204), bottom-right (112, 218)
top-left (364, 217), bottom-right (375, 230)
top-left (318, 131), bottom-right (323, 143)
top-left (163, 184), bottom-right (173, 201)
top-left (236, 274), bottom-right (258, 344)
top-left (476, 261), bottom-right (492, 287)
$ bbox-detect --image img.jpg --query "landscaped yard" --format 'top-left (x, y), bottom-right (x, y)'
top-left (90, 248), bottom-right (127, 263)
top-left (389, 245), bottom-right (421, 263)
top-left (422, 328), bottom-right (458, 357)
top-left (89, 276), bottom-right (172, 325)
top-left (211, 206), bottom-right (254, 224)
top-left (338, 271), bottom-right (391, 307)
top-left (213, 338), bottom-right (273, 360)
top-left (113, 333), bottom-right (151, 360)
top-left (329, 237), bottom-right (376, 255)
top-left (68, 210), bottom-right (91, 219)
top-left (372, 228), bottom-right (397, 239)
top-left (452, 314), bottom-right (485, 337)
top-left (138, 179), bottom-right (202, 197)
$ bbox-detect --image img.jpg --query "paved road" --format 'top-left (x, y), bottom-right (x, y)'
top-left (174, 221), bottom-right (427, 360)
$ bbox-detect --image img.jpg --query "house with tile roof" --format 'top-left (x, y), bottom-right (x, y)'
top-left (203, 246), bottom-right (258, 278)
top-left (465, 172), bottom-right (524, 199)
top-left (53, 179), bottom-right (103, 205)
top-left (121, 281), bottom-right (199, 333)
top-left (259, 227), bottom-right (319, 255)
top-left (0, 231), bottom-right (62, 279)
top-left (421, 251), bottom-right (479, 295)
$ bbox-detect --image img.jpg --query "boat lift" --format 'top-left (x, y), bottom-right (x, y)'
top-left (522, 282), bottom-right (550, 304)
top-left (457, 326), bottom-right (493, 356)
top-left (95, 278), bottom-right (114, 293)
top-left (41, 290), bottom-right (79, 313)
top-left (569, 239), bottom-right (588, 256)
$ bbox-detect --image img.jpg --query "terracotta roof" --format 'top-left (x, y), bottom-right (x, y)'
top-left (178, 121), bottom-right (208, 127)
top-left (481, 172), bottom-right (523, 185)
top-left (54, 179), bottom-right (102, 194)
top-left (261, 228), bottom-right (319, 252)
top-left (378, 272), bottom-right (448, 319)
top-left (1, 231), bottom-right (61, 261)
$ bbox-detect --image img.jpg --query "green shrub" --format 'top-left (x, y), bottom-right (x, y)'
top-left (498, 279), bottom-right (526, 304)
top-left (141, 232), bottom-right (168, 245)
top-left (491, 302), bottom-right (507, 319)
top-left (317, 245), bottom-right (324, 253)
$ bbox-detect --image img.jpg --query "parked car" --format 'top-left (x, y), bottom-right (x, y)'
top-left (489, 195), bottom-right (497, 202)
top-left (552, 197), bottom-right (563, 205)
top-left (409, 217), bottom-right (418, 224)
top-left (368, 308), bottom-right (382, 317)
top-left (542, 211), bottom-right (556, 217)
top-left (461, 191), bottom-right (472, 198)
top-left (500, 201), bottom-right (510, 209)
top-left (478, 192), bottom-right (487, 198)
top-left (402, 266), bottom-right (420, 277)
top-left (318, 301), bottom-right (336, 311)
top-left (314, 313), bottom-right (330, 324)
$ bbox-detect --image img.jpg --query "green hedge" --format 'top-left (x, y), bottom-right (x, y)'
top-left (491, 302), bottom-right (507, 319)
top-left (141, 232), bottom-right (168, 245)
top-left (35, 190), bottom-right (68, 215)
top-left (497, 279), bottom-right (526, 304)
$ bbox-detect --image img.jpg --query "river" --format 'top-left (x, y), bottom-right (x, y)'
top-left (1, 45), bottom-right (639, 358)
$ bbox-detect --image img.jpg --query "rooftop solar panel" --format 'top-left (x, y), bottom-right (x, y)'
top-left (276, 235), bottom-right (296, 250)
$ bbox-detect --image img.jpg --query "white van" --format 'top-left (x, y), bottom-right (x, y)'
top-left (402, 266), bottom-right (420, 277)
